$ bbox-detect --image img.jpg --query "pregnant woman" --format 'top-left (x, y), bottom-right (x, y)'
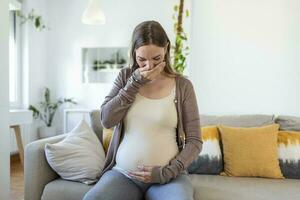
top-left (83, 20), bottom-right (202, 200)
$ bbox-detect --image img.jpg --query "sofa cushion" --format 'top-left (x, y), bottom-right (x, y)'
top-left (41, 179), bottom-right (93, 200)
top-left (45, 119), bottom-right (106, 185)
top-left (278, 131), bottom-right (300, 179)
top-left (275, 115), bottom-right (300, 131)
top-left (200, 114), bottom-right (275, 127)
top-left (187, 126), bottom-right (223, 174)
top-left (190, 174), bottom-right (300, 200)
top-left (218, 124), bottom-right (283, 179)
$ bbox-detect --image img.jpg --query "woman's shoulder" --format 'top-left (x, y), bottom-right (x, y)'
top-left (175, 74), bottom-right (197, 101)
top-left (176, 74), bottom-right (194, 89)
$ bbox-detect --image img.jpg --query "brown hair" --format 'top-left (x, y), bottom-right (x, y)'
top-left (128, 20), bottom-right (180, 78)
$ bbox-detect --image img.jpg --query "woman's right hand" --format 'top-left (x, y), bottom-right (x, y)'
top-left (138, 61), bottom-right (166, 81)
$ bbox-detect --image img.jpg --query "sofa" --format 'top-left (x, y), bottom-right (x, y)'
top-left (24, 111), bottom-right (300, 200)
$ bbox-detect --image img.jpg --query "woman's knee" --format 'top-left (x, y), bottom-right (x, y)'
top-left (83, 170), bottom-right (113, 200)
top-left (83, 170), bottom-right (143, 200)
top-left (145, 174), bottom-right (194, 200)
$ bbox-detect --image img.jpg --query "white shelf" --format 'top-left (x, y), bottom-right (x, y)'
top-left (9, 109), bottom-right (32, 126)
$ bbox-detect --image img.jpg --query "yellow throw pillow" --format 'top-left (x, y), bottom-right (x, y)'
top-left (218, 124), bottom-right (284, 179)
top-left (103, 128), bottom-right (113, 154)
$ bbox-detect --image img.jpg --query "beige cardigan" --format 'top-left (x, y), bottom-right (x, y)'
top-left (99, 67), bottom-right (203, 184)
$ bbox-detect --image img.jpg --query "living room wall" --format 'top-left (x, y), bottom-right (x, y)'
top-left (190, 0), bottom-right (300, 116)
top-left (18, 0), bottom-right (50, 142)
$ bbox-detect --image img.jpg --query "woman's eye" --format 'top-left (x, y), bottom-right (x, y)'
top-left (137, 57), bottom-right (160, 61)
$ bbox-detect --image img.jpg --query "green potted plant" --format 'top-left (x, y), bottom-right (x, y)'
top-left (172, 0), bottom-right (189, 75)
top-left (28, 87), bottom-right (77, 139)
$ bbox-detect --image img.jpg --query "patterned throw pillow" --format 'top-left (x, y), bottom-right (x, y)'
top-left (187, 126), bottom-right (223, 174)
top-left (278, 131), bottom-right (300, 179)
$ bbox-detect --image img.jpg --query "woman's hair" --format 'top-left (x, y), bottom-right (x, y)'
top-left (128, 20), bottom-right (180, 78)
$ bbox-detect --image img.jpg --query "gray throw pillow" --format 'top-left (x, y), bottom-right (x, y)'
top-left (45, 119), bottom-right (106, 185)
top-left (275, 115), bottom-right (300, 131)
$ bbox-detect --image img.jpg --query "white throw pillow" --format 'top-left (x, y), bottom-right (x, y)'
top-left (45, 119), bottom-right (105, 185)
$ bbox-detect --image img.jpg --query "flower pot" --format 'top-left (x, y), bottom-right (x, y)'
top-left (38, 126), bottom-right (56, 139)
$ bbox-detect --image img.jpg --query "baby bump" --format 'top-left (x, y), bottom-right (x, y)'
top-left (115, 133), bottom-right (179, 171)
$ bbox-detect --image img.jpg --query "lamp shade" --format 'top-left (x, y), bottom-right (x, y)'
top-left (82, 0), bottom-right (106, 25)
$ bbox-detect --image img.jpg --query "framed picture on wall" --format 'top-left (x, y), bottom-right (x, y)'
top-left (82, 47), bottom-right (129, 83)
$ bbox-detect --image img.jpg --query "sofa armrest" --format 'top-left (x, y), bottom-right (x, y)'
top-left (24, 133), bottom-right (67, 200)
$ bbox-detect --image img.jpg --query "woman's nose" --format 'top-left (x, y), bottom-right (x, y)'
top-left (146, 60), bottom-right (154, 69)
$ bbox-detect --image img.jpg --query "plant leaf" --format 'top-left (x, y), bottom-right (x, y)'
top-left (186, 9), bottom-right (189, 17)
top-left (28, 105), bottom-right (40, 119)
top-left (174, 5), bottom-right (178, 11)
top-left (44, 87), bottom-right (50, 104)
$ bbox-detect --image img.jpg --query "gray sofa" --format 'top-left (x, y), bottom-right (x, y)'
top-left (24, 111), bottom-right (300, 200)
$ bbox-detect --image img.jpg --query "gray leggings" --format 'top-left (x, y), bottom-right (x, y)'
top-left (83, 169), bottom-right (194, 200)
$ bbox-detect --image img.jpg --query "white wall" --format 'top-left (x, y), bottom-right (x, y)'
top-left (21, 0), bottom-right (54, 141)
top-left (190, 0), bottom-right (300, 116)
top-left (0, 0), bottom-right (10, 198)
top-left (22, 0), bottom-right (49, 108)
top-left (45, 0), bottom-right (191, 133)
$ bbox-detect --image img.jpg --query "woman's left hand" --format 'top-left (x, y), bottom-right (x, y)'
top-left (127, 165), bottom-right (157, 183)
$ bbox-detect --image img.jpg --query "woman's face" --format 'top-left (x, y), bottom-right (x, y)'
top-left (135, 44), bottom-right (167, 70)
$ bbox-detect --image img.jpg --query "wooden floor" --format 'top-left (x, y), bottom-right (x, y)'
top-left (10, 154), bottom-right (24, 200)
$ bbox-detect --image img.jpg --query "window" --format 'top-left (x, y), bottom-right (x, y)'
top-left (9, 10), bottom-right (22, 108)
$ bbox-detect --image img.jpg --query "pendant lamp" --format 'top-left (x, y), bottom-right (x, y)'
top-left (82, 0), bottom-right (106, 25)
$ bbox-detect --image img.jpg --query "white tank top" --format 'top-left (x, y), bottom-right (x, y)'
top-left (113, 85), bottom-right (178, 178)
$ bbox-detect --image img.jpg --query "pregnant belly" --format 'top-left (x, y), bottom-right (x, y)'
top-left (115, 133), bottom-right (179, 171)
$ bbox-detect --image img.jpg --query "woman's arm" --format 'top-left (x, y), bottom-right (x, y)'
top-left (150, 79), bottom-right (203, 184)
top-left (100, 68), bottom-right (150, 129)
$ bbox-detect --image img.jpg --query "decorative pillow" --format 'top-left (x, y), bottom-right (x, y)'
top-left (275, 115), bottom-right (300, 131)
top-left (278, 131), bottom-right (300, 179)
top-left (45, 119), bottom-right (106, 185)
top-left (187, 126), bottom-right (223, 174)
top-left (103, 127), bottom-right (113, 154)
top-left (218, 124), bottom-right (284, 179)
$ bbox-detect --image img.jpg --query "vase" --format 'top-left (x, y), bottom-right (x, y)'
top-left (38, 126), bottom-right (57, 139)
